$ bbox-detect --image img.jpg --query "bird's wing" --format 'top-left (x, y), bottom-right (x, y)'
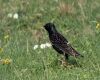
top-left (65, 43), bottom-right (81, 56)
top-left (50, 33), bottom-right (68, 44)
top-left (50, 33), bottom-right (81, 57)
top-left (53, 42), bottom-right (81, 57)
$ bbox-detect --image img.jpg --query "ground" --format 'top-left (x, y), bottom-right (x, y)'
top-left (0, 0), bottom-right (100, 80)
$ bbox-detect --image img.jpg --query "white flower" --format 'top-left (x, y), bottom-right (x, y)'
top-left (45, 43), bottom-right (51, 47)
top-left (8, 13), bottom-right (13, 18)
top-left (40, 44), bottom-right (46, 49)
top-left (13, 13), bottom-right (18, 19)
top-left (40, 43), bottom-right (51, 49)
top-left (33, 45), bottom-right (39, 50)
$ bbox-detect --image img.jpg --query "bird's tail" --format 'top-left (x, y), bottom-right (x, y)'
top-left (69, 47), bottom-right (84, 58)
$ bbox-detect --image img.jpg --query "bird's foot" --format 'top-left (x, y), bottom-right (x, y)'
top-left (58, 59), bottom-right (69, 67)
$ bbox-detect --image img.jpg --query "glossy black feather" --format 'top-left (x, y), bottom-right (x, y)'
top-left (44, 23), bottom-right (83, 59)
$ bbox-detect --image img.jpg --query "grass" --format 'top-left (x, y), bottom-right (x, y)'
top-left (0, 0), bottom-right (100, 80)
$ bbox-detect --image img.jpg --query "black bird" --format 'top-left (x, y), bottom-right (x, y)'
top-left (44, 23), bottom-right (83, 64)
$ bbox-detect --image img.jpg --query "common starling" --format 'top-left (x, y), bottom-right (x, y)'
top-left (44, 23), bottom-right (83, 64)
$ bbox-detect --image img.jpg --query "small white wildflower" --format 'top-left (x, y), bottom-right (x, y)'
top-left (45, 43), bottom-right (51, 47)
top-left (40, 44), bottom-right (46, 49)
top-left (13, 13), bottom-right (18, 19)
top-left (33, 45), bottom-right (38, 50)
top-left (8, 13), bottom-right (13, 18)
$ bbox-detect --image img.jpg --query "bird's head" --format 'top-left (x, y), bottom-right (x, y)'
top-left (44, 23), bottom-right (57, 34)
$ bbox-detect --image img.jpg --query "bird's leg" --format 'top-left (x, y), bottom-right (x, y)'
top-left (57, 53), bottom-right (69, 66)
top-left (65, 53), bottom-right (69, 60)
top-left (60, 53), bottom-right (68, 66)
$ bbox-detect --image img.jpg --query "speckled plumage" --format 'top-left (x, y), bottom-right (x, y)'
top-left (44, 23), bottom-right (83, 60)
